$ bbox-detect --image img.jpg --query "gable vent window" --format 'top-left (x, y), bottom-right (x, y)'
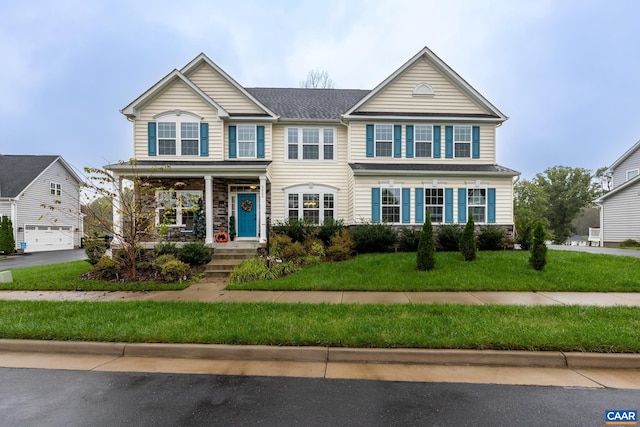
top-left (413, 83), bottom-right (434, 97)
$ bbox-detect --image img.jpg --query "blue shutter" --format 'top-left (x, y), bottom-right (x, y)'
top-left (444, 188), bottom-right (454, 223)
top-left (458, 188), bottom-right (467, 223)
top-left (488, 188), bottom-right (496, 223)
top-left (394, 124), bottom-right (402, 158)
top-left (402, 188), bottom-right (410, 224)
top-left (199, 122), bottom-right (209, 157)
top-left (366, 124), bottom-right (374, 157)
top-left (228, 125), bottom-right (237, 159)
top-left (371, 188), bottom-right (381, 223)
top-left (472, 126), bottom-right (480, 159)
top-left (415, 188), bottom-right (424, 223)
top-left (445, 126), bottom-right (453, 159)
top-left (257, 125), bottom-right (265, 158)
top-left (147, 122), bottom-right (157, 156)
top-left (406, 125), bottom-right (414, 158)
top-left (433, 126), bottom-right (441, 158)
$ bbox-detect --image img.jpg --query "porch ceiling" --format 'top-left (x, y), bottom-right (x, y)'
top-left (105, 160), bottom-right (271, 178)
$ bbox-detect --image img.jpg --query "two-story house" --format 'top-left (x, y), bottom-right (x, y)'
top-left (107, 47), bottom-right (519, 246)
top-left (595, 140), bottom-right (640, 246)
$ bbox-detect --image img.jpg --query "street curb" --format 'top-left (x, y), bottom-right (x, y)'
top-left (1, 339), bottom-right (639, 370)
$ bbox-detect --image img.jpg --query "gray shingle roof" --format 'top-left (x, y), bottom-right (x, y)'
top-left (0, 155), bottom-right (60, 198)
top-left (350, 163), bottom-right (520, 175)
top-left (245, 88), bottom-right (369, 120)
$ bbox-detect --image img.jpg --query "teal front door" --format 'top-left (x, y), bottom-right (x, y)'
top-left (237, 193), bottom-right (257, 238)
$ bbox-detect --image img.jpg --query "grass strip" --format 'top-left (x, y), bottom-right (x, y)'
top-left (3, 261), bottom-right (190, 291)
top-left (0, 300), bottom-right (638, 353)
top-left (227, 251), bottom-right (640, 292)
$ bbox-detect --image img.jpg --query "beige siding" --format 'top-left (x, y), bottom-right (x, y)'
top-left (186, 64), bottom-right (265, 114)
top-left (269, 125), bottom-right (351, 222)
top-left (134, 80), bottom-right (223, 160)
top-left (602, 183), bottom-right (640, 243)
top-left (352, 176), bottom-right (514, 226)
top-left (358, 58), bottom-right (486, 114)
top-left (611, 147), bottom-right (640, 189)
top-left (349, 122), bottom-right (495, 164)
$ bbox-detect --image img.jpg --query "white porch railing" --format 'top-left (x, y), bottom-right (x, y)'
top-left (588, 227), bottom-right (601, 246)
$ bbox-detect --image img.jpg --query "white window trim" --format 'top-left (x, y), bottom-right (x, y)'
top-left (285, 127), bottom-right (336, 161)
top-left (453, 125), bottom-right (472, 159)
top-left (467, 187), bottom-right (487, 224)
top-left (50, 182), bottom-right (61, 196)
top-left (414, 124), bottom-right (433, 158)
top-left (626, 169), bottom-right (639, 181)
top-left (379, 182), bottom-right (402, 224)
top-left (156, 111), bottom-right (201, 157)
top-left (284, 183), bottom-right (338, 224)
top-left (155, 190), bottom-right (203, 227)
top-left (237, 124), bottom-right (257, 159)
top-left (424, 187), bottom-right (445, 224)
top-left (375, 124), bottom-right (394, 158)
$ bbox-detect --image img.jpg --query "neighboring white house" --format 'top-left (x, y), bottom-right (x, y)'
top-left (595, 140), bottom-right (640, 246)
top-left (0, 155), bottom-right (83, 252)
top-left (107, 46), bottom-right (520, 245)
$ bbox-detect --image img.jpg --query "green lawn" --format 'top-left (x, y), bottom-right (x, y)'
top-left (1, 261), bottom-right (190, 291)
top-left (0, 300), bottom-right (638, 352)
top-left (227, 250), bottom-right (640, 292)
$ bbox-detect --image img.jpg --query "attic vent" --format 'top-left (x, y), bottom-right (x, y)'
top-left (413, 83), bottom-right (434, 97)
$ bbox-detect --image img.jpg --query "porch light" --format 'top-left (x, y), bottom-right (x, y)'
top-left (250, 185), bottom-right (257, 190)
top-left (174, 181), bottom-right (187, 189)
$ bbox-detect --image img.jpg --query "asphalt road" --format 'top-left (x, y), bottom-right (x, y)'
top-left (0, 368), bottom-right (637, 427)
top-left (0, 249), bottom-right (87, 269)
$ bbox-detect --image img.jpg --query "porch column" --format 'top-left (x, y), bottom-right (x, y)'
top-left (112, 173), bottom-right (123, 246)
top-left (259, 175), bottom-right (267, 243)
top-left (205, 175), bottom-right (214, 245)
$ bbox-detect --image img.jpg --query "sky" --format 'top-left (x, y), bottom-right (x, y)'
top-left (1, 0), bottom-right (640, 181)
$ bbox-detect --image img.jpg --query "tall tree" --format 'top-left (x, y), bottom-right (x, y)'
top-left (299, 69), bottom-right (334, 88)
top-left (533, 166), bottom-right (600, 244)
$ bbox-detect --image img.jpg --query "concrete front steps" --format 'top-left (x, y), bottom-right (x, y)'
top-left (204, 242), bottom-right (263, 279)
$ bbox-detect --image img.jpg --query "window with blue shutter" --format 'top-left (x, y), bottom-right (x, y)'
top-left (228, 125), bottom-right (237, 159)
top-left (366, 124), bottom-right (374, 158)
top-left (445, 126), bottom-right (453, 159)
top-left (472, 126), bottom-right (480, 159)
top-left (199, 123), bottom-right (209, 157)
top-left (371, 188), bottom-right (381, 223)
top-left (257, 125), bottom-right (265, 158)
top-left (415, 188), bottom-right (424, 223)
top-left (402, 188), bottom-right (410, 223)
top-left (406, 125), bottom-right (414, 158)
top-left (444, 188), bottom-right (453, 223)
top-left (457, 188), bottom-right (467, 223)
top-left (394, 125), bottom-right (402, 158)
top-left (433, 125), bottom-right (441, 159)
top-left (488, 188), bottom-right (496, 223)
top-left (148, 122), bottom-right (157, 156)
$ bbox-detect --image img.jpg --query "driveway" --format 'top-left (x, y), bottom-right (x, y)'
top-left (0, 249), bottom-right (87, 269)
top-left (548, 244), bottom-right (640, 258)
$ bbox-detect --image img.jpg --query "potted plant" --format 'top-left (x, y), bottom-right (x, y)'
top-left (229, 215), bottom-right (236, 241)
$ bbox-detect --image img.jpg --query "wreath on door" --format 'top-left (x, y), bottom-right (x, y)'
top-left (241, 199), bottom-right (253, 212)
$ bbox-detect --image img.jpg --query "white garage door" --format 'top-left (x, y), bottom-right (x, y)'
top-left (24, 225), bottom-right (74, 252)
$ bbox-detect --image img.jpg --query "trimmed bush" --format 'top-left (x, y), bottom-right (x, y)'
top-left (154, 242), bottom-right (178, 257)
top-left (515, 217), bottom-right (534, 250)
top-left (529, 221), bottom-right (547, 271)
top-left (350, 222), bottom-right (397, 253)
top-left (269, 233), bottom-right (293, 259)
top-left (304, 238), bottom-right (325, 258)
top-left (178, 241), bottom-right (211, 266)
top-left (326, 229), bottom-right (356, 262)
top-left (460, 214), bottom-right (476, 261)
top-left (477, 226), bottom-right (505, 251)
top-left (398, 228), bottom-right (420, 252)
top-left (281, 241), bottom-right (306, 262)
top-left (84, 238), bottom-right (107, 266)
top-left (93, 256), bottom-right (121, 280)
top-left (153, 254), bottom-right (178, 272)
top-left (161, 259), bottom-right (190, 282)
top-left (0, 216), bottom-right (15, 254)
top-left (416, 212), bottom-right (435, 271)
top-left (318, 218), bottom-right (344, 245)
top-left (620, 239), bottom-right (640, 248)
top-left (275, 218), bottom-right (316, 243)
top-left (436, 225), bottom-right (462, 251)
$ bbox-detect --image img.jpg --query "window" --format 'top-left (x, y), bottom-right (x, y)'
top-left (286, 186), bottom-right (336, 225)
top-left (454, 126), bottom-right (471, 158)
top-left (157, 118), bottom-right (200, 156)
top-left (468, 188), bottom-right (486, 223)
top-left (156, 190), bottom-right (203, 230)
top-left (425, 188), bottom-right (444, 223)
top-left (50, 182), bottom-right (61, 196)
top-left (627, 169), bottom-right (639, 181)
top-left (415, 125), bottom-right (433, 158)
top-left (237, 125), bottom-right (256, 158)
top-left (375, 124), bottom-right (393, 157)
top-left (287, 127), bottom-right (335, 160)
top-left (381, 188), bottom-right (401, 223)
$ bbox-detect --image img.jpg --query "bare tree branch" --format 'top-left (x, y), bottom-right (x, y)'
top-left (299, 69), bottom-right (334, 88)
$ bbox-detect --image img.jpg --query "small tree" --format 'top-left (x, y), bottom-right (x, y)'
top-left (460, 213), bottom-right (476, 261)
top-left (529, 221), bottom-right (547, 271)
top-left (0, 216), bottom-right (15, 254)
top-left (416, 212), bottom-right (435, 271)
